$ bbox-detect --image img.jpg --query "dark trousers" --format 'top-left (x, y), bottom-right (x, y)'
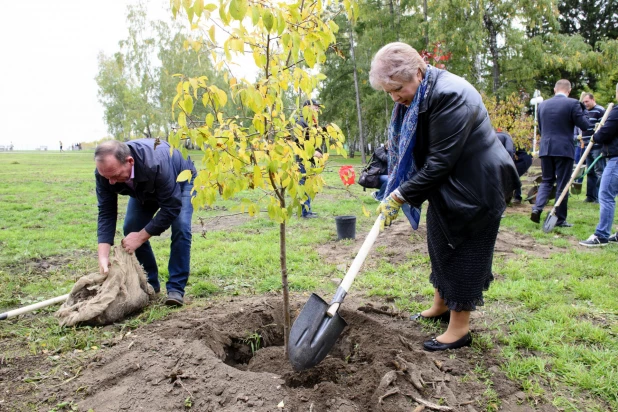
top-left (585, 146), bottom-right (606, 201)
top-left (123, 181), bottom-right (194, 295)
top-left (514, 153), bottom-right (532, 200)
top-left (533, 156), bottom-right (573, 223)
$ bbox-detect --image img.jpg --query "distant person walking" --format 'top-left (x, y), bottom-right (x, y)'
top-left (59, 141), bottom-right (63, 152)
top-left (530, 79), bottom-right (590, 228)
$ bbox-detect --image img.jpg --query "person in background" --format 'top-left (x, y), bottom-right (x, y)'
top-left (531, 79), bottom-right (590, 227)
top-left (579, 85), bottom-right (618, 246)
top-left (372, 143), bottom-right (389, 201)
top-left (370, 42), bottom-right (518, 352)
top-left (295, 99), bottom-right (324, 218)
top-left (496, 128), bottom-right (532, 204)
top-left (59, 141), bottom-right (63, 152)
top-left (580, 92), bottom-right (606, 203)
top-left (94, 139), bottom-right (196, 306)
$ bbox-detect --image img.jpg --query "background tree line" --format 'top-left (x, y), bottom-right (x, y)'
top-left (97, 0), bottom-right (618, 159)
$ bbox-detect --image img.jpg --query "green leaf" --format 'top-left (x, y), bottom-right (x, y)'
top-left (251, 6), bottom-right (260, 25)
top-left (205, 3), bottom-right (217, 12)
top-left (277, 10), bottom-right (286, 35)
top-left (177, 169), bottom-right (193, 182)
top-left (262, 10), bottom-right (274, 32)
top-left (182, 96), bottom-right (194, 114)
top-left (193, 0), bottom-right (204, 17)
top-left (229, 0), bottom-right (248, 21)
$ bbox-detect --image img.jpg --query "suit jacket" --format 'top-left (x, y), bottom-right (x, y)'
top-left (538, 94), bottom-right (590, 158)
top-left (96, 139), bottom-right (196, 245)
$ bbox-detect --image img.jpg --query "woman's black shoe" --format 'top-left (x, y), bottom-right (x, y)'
top-left (423, 332), bottom-right (472, 351)
top-left (409, 310), bottom-right (450, 323)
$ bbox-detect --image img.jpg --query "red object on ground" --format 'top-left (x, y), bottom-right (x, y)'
top-left (339, 165), bottom-right (356, 186)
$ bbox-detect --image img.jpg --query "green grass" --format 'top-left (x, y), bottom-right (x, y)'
top-left (0, 150), bottom-right (617, 411)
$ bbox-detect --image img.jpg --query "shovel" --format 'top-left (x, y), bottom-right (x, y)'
top-left (543, 103), bottom-right (614, 233)
top-left (288, 216), bottom-right (382, 371)
top-left (0, 294), bottom-right (69, 320)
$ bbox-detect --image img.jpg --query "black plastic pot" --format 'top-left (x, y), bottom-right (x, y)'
top-left (335, 215), bottom-right (356, 240)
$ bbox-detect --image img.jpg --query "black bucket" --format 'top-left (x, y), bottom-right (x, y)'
top-left (335, 215), bottom-right (356, 240)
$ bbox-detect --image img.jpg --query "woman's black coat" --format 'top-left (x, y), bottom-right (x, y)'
top-left (397, 67), bottom-right (519, 248)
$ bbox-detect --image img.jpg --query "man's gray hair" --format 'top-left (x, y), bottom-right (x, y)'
top-left (555, 79), bottom-right (571, 92)
top-left (369, 42), bottom-right (427, 91)
top-left (94, 140), bottom-right (131, 164)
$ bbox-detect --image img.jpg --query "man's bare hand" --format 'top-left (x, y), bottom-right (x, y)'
top-left (98, 243), bottom-right (112, 275)
top-left (121, 230), bottom-right (151, 254)
top-left (122, 232), bottom-right (145, 254)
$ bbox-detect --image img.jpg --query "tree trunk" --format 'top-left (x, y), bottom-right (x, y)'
top-left (483, 14), bottom-right (500, 94)
top-left (349, 24), bottom-right (366, 164)
top-left (280, 216), bottom-right (291, 356)
top-left (423, 0), bottom-right (429, 50)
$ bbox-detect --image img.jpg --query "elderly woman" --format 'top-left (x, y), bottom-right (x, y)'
top-left (372, 42), bottom-right (518, 351)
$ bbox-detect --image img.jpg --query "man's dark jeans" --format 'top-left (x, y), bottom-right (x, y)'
top-left (585, 146), bottom-right (606, 201)
top-left (123, 181), bottom-right (194, 295)
top-left (533, 156), bottom-right (573, 223)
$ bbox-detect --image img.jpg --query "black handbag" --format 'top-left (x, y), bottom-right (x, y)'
top-left (358, 157), bottom-right (383, 189)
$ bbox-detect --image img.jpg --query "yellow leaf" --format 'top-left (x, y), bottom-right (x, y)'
top-left (206, 113), bottom-right (214, 127)
top-left (177, 169), bottom-right (193, 182)
top-left (219, 3), bottom-right (230, 24)
top-left (205, 3), bottom-right (217, 12)
top-left (208, 25), bottom-right (216, 43)
top-left (253, 165), bottom-right (263, 188)
top-left (178, 112), bottom-right (187, 127)
top-left (304, 48), bottom-right (316, 68)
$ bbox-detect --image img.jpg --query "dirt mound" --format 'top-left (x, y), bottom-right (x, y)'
top-left (34, 296), bottom-right (555, 411)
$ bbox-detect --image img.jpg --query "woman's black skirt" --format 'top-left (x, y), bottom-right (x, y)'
top-left (426, 204), bottom-right (500, 312)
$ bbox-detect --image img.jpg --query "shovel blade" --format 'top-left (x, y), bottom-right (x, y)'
top-left (543, 212), bottom-right (558, 233)
top-left (288, 293), bottom-right (347, 371)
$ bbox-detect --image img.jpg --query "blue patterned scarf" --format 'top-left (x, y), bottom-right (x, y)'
top-left (383, 66), bottom-right (432, 230)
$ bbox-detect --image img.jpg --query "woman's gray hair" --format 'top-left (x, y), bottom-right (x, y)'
top-left (369, 42), bottom-right (427, 91)
top-left (94, 140), bottom-right (131, 163)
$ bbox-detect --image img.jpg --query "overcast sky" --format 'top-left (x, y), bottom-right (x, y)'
top-left (0, 0), bottom-right (170, 150)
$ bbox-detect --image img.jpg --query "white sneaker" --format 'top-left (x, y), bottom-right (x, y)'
top-left (371, 192), bottom-right (380, 202)
top-left (609, 233), bottom-right (618, 243)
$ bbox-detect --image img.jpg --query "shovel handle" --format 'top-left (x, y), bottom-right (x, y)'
top-left (327, 216), bottom-right (382, 317)
top-left (0, 294), bottom-right (70, 320)
top-left (551, 103), bottom-right (614, 213)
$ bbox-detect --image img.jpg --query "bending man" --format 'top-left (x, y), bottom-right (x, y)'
top-left (95, 139), bottom-right (196, 306)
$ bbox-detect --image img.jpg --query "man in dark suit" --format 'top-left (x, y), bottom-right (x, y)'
top-left (580, 92), bottom-right (606, 202)
top-left (95, 139), bottom-right (196, 306)
top-left (531, 79), bottom-right (590, 227)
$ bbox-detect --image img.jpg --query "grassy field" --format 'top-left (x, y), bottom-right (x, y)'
top-left (0, 150), bottom-right (617, 411)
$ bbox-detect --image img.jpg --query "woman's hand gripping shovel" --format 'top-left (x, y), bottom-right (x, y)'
top-left (288, 216), bottom-right (382, 371)
top-left (543, 103), bottom-right (614, 232)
